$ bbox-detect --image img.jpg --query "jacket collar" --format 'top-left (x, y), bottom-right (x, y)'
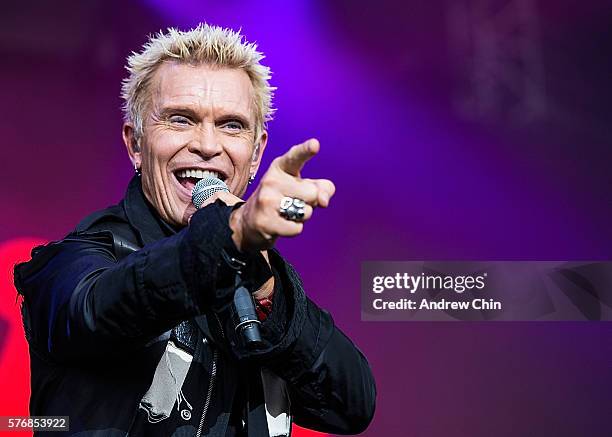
top-left (122, 175), bottom-right (182, 246)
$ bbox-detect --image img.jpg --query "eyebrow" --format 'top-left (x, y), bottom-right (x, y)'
top-left (157, 105), bottom-right (252, 129)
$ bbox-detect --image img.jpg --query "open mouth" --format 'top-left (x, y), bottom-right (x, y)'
top-left (174, 169), bottom-right (226, 193)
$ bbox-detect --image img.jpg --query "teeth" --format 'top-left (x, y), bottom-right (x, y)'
top-left (176, 169), bottom-right (220, 179)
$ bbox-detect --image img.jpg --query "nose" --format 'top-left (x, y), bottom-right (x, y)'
top-left (187, 122), bottom-right (223, 158)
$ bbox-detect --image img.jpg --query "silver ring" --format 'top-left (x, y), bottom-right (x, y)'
top-left (279, 196), bottom-right (306, 222)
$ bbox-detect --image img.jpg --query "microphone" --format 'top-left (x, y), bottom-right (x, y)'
top-left (192, 177), bottom-right (263, 348)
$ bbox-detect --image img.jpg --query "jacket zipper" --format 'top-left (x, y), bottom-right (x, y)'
top-left (213, 312), bottom-right (226, 340)
top-left (195, 347), bottom-right (218, 437)
top-left (195, 314), bottom-right (224, 437)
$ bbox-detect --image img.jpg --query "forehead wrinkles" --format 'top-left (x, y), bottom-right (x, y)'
top-left (150, 62), bottom-right (255, 121)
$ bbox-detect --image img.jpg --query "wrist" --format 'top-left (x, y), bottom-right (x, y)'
top-left (253, 275), bottom-right (275, 300)
top-left (255, 286), bottom-right (275, 321)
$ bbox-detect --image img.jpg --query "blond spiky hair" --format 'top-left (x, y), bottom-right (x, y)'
top-left (121, 23), bottom-right (275, 143)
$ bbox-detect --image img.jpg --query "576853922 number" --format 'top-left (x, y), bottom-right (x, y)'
top-left (1, 416), bottom-right (69, 432)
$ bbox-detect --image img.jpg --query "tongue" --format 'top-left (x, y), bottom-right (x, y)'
top-left (178, 177), bottom-right (199, 192)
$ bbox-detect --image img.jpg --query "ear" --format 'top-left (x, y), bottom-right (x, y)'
top-left (122, 123), bottom-right (142, 169)
top-left (249, 130), bottom-right (268, 178)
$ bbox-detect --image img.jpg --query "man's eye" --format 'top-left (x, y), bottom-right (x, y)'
top-left (220, 121), bottom-right (244, 131)
top-left (169, 115), bottom-right (192, 125)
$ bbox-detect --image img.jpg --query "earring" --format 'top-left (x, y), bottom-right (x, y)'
top-left (134, 164), bottom-right (141, 177)
top-left (248, 174), bottom-right (255, 185)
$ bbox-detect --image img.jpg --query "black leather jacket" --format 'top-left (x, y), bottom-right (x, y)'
top-left (14, 176), bottom-right (376, 436)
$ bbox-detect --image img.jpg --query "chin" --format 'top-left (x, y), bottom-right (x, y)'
top-left (173, 202), bottom-right (196, 226)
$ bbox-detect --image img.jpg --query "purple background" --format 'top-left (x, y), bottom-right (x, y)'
top-left (2, 1), bottom-right (612, 435)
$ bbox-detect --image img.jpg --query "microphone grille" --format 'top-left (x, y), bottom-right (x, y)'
top-left (192, 177), bottom-right (229, 209)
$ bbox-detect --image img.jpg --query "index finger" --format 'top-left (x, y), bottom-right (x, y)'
top-left (276, 139), bottom-right (320, 176)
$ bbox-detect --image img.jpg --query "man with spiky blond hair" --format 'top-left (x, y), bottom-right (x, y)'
top-left (15, 24), bottom-right (376, 436)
